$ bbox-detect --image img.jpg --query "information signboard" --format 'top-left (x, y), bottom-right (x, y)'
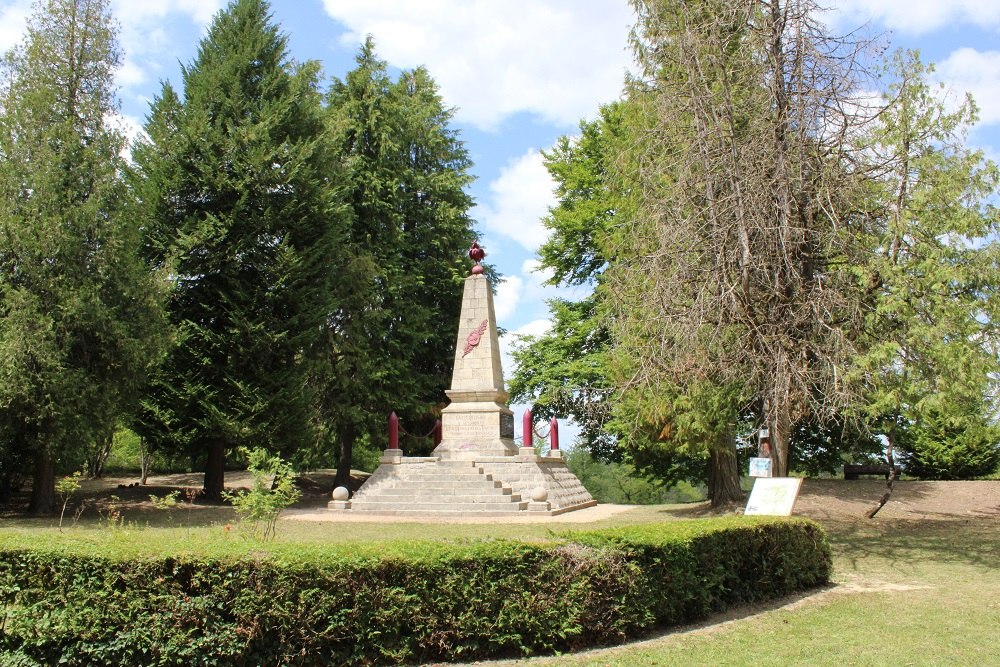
top-left (744, 477), bottom-right (803, 516)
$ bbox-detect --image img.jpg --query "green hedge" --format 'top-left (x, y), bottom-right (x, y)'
top-left (0, 519), bottom-right (830, 666)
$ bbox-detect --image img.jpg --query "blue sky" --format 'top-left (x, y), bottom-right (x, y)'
top-left (2, 0), bottom-right (999, 441)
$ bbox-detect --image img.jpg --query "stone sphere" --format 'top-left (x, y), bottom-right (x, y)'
top-left (331, 486), bottom-right (350, 501)
top-left (531, 487), bottom-right (548, 502)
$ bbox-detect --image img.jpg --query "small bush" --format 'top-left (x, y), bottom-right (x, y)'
top-left (0, 518), bottom-right (830, 666)
top-left (54, 472), bottom-right (82, 530)
top-left (223, 448), bottom-right (300, 540)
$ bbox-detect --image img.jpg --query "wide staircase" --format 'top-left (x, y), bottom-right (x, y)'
top-left (349, 459), bottom-right (529, 515)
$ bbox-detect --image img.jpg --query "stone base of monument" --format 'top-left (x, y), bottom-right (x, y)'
top-left (330, 454), bottom-right (596, 517)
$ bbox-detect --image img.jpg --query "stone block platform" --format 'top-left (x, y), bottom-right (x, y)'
top-left (333, 453), bottom-right (595, 517)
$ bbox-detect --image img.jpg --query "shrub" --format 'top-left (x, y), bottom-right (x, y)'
top-left (0, 518), bottom-right (830, 666)
top-left (223, 448), bottom-right (301, 540)
top-left (903, 406), bottom-right (1000, 480)
top-left (54, 472), bottom-right (82, 530)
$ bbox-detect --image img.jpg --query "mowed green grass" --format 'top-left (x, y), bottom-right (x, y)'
top-left (0, 504), bottom-right (694, 561)
top-left (2, 503), bottom-right (998, 665)
top-left (483, 518), bottom-right (1000, 667)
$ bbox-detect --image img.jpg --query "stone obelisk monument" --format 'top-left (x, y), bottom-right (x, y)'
top-left (330, 243), bottom-right (595, 516)
top-left (434, 242), bottom-right (518, 460)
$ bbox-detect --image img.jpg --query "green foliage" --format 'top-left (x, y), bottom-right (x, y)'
top-left (0, 0), bottom-right (168, 511)
top-left (565, 448), bottom-right (704, 504)
top-left (611, 0), bottom-right (872, 480)
top-left (511, 296), bottom-right (616, 459)
top-left (130, 0), bottom-right (351, 497)
top-left (515, 13), bottom-right (1000, 491)
top-left (903, 402), bottom-right (1000, 480)
top-left (790, 418), bottom-right (886, 476)
top-left (509, 102), bottom-right (629, 461)
top-left (149, 491), bottom-right (181, 510)
top-left (223, 448), bottom-right (300, 540)
top-left (0, 519), bottom-right (829, 665)
top-left (54, 472), bottom-right (82, 530)
top-left (319, 38), bottom-right (477, 482)
top-left (851, 51), bottom-right (1000, 478)
top-left (509, 99), bottom-right (745, 505)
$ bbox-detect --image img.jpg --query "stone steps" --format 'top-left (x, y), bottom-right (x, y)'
top-left (379, 484), bottom-right (511, 496)
top-left (350, 500), bottom-right (530, 513)
top-left (403, 472), bottom-right (493, 482)
top-left (346, 458), bottom-right (528, 513)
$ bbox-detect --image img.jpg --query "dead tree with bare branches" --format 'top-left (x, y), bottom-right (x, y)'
top-left (608, 0), bottom-right (880, 482)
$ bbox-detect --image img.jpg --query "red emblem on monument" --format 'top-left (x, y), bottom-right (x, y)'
top-left (463, 319), bottom-right (489, 357)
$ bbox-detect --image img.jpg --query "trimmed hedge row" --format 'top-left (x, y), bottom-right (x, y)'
top-left (0, 518), bottom-right (831, 666)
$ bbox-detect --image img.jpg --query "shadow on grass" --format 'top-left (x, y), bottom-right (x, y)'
top-left (822, 516), bottom-right (1000, 574)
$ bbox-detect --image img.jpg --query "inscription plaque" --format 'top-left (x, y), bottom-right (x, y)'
top-left (500, 413), bottom-right (515, 439)
top-left (444, 413), bottom-right (494, 441)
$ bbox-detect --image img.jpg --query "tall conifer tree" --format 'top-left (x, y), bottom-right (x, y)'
top-left (0, 0), bottom-right (168, 512)
top-left (856, 53), bottom-right (1000, 502)
top-left (322, 40), bottom-right (476, 486)
top-left (131, 0), bottom-right (349, 499)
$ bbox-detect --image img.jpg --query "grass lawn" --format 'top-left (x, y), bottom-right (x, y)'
top-left (477, 518), bottom-right (1000, 667)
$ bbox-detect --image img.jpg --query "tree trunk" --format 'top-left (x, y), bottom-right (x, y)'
top-left (867, 431), bottom-right (897, 519)
top-left (29, 447), bottom-right (55, 515)
top-left (334, 422), bottom-right (356, 491)
top-left (203, 439), bottom-right (226, 501)
top-left (708, 431), bottom-right (742, 509)
top-left (87, 426), bottom-right (114, 478)
top-left (139, 436), bottom-right (152, 485)
top-left (769, 376), bottom-right (793, 477)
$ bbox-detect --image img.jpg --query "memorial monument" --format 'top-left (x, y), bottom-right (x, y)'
top-left (329, 243), bottom-right (595, 516)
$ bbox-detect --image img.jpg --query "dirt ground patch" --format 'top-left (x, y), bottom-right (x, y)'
top-left (4, 470), bottom-right (1000, 524)
top-left (792, 478), bottom-right (1000, 521)
top-left (0, 468), bottom-right (367, 521)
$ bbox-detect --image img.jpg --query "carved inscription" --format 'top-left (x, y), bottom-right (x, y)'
top-left (462, 319), bottom-right (489, 357)
top-left (445, 413), bottom-right (494, 441)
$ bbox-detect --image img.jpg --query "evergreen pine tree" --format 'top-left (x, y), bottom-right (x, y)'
top-left (322, 40), bottom-right (476, 485)
top-left (131, 0), bottom-right (350, 499)
top-left (855, 52), bottom-right (1000, 487)
top-left (0, 0), bottom-right (168, 512)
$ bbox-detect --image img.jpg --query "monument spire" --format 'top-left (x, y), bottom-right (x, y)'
top-left (432, 243), bottom-right (517, 458)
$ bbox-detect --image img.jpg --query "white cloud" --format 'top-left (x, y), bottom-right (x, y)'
top-left (476, 149), bottom-right (556, 251)
top-left (0, 0), bottom-right (30, 52)
top-left (111, 0), bottom-right (222, 29)
top-left (936, 48), bottom-right (1000, 126)
top-left (493, 274), bottom-right (523, 322)
top-left (830, 0), bottom-right (1000, 35)
top-left (321, 0), bottom-right (634, 130)
top-left (115, 59), bottom-right (146, 88)
top-left (109, 0), bottom-right (225, 111)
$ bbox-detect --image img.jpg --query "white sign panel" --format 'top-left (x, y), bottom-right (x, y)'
top-left (748, 457), bottom-right (772, 478)
top-left (744, 477), bottom-right (803, 516)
